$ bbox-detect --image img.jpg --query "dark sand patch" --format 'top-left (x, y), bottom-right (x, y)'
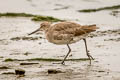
top-left (4, 58), bottom-right (90, 62)
top-left (78, 5), bottom-right (120, 13)
top-left (10, 36), bottom-right (42, 41)
top-left (0, 12), bottom-right (64, 22)
top-left (104, 37), bottom-right (120, 42)
top-left (89, 29), bottom-right (120, 37)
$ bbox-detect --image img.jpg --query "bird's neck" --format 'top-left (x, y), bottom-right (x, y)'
top-left (44, 25), bottom-right (51, 33)
top-left (44, 28), bottom-right (49, 33)
top-left (45, 28), bottom-right (53, 43)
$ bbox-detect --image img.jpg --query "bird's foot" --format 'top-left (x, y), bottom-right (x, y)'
top-left (87, 51), bottom-right (94, 60)
top-left (61, 61), bottom-right (65, 65)
top-left (86, 51), bottom-right (94, 65)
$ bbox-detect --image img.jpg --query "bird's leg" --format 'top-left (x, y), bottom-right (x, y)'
top-left (53, 44), bottom-right (71, 65)
top-left (61, 44), bottom-right (71, 65)
top-left (83, 39), bottom-right (94, 65)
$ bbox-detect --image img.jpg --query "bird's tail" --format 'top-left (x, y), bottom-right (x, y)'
top-left (82, 24), bottom-right (99, 33)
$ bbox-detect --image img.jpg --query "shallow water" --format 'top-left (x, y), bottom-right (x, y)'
top-left (0, 0), bottom-right (120, 80)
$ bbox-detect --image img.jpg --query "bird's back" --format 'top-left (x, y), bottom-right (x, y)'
top-left (46, 22), bottom-right (98, 44)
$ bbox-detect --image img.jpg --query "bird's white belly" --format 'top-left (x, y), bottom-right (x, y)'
top-left (49, 34), bottom-right (88, 45)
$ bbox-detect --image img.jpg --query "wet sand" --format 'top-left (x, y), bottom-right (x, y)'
top-left (0, 0), bottom-right (120, 80)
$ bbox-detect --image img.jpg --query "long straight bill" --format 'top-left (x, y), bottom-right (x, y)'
top-left (28, 28), bottom-right (40, 35)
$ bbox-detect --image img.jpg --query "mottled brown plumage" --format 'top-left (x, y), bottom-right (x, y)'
top-left (28, 21), bottom-right (99, 65)
top-left (45, 22), bottom-right (98, 44)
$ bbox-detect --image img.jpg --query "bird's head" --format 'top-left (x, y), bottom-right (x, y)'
top-left (40, 21), bottom-right (51, 31)
top-left (28, 21), bottom-right (51, 35)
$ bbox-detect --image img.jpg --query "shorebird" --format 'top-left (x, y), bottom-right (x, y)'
top-left (28, 21), bottom-right (98, 65)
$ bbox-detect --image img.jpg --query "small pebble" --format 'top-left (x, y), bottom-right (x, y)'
top-left (15, 69), bottom-right (25, 75)
top-left (48, 69), bottom-right (62, 74)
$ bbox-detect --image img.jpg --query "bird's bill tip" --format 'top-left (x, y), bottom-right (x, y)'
top-left (28, 28), bottom-right (40, 35)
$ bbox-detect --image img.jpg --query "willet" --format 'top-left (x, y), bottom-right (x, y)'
top-left (28, 21), bottom-right (99, 65)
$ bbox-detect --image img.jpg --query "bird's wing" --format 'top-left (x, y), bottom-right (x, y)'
top-left (52, 22), bottom-right (81, 31)
top-left (52, 31), bottom-right (74, 41)
top-left (50, 22), bottom-right (77, 40)
top-left (51, 22), bottom-right (98, 39)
